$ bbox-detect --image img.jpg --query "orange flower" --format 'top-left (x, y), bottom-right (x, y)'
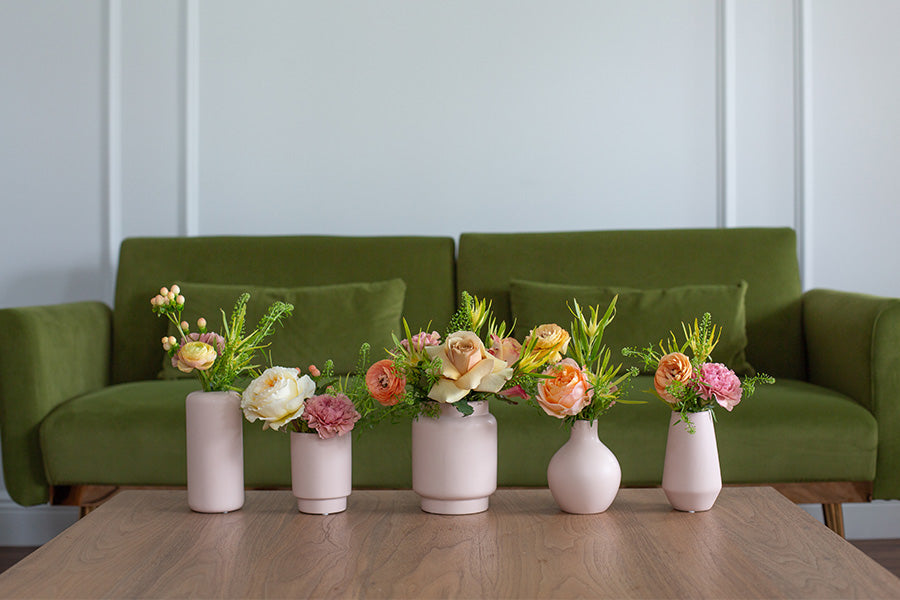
top-left (536, 358), bottom-right (593, 418)
top-left (365, 359), bottom-right (406, 406)
top-left (654, 352), bottom-right (693, 405)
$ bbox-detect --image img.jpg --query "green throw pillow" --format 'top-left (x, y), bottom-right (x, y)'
top-left (509, 280), bottom-right (754, 375)
top-left (161, 279), bottom-right (406, 377)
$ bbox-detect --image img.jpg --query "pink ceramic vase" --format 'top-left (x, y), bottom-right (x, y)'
top-left (290, 431), bottom-right (352, 514)
top-left (661, 410), bottom-right (722, 512)
top-left (411, 401), bottom-right (497, 515)
top-left (185, 390), bottom-right (245, 513)
top-left (547, 420), bottom-right (621, 514)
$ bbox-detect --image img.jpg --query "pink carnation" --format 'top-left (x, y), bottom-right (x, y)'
top-left (695, 362), bottom-right (742, 411)
top-left (401, 331), bottom-right (441, 352)
top-left (302, 394), bottom-right (361, 439)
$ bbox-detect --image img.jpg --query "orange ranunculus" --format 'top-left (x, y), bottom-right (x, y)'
top-left (365, 359), bottom-right (406, 406)
top-left (654, 352), bottom-right (693, 405)
top-left (536, 358), bottom-right (592, 418)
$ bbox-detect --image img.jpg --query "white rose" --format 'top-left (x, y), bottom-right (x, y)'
top-left (241, 367), bottom-right (315, 431)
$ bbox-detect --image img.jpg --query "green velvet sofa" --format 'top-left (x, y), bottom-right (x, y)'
top-left (1, 228), bottom-right (897, 534)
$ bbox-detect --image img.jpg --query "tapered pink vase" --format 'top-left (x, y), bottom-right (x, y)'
top-left (547, 420), bottom-right (621, 514)
top-left (412, 401), bottom-right (497, 515)
top-left (661, 410), bottom-right (722, 512)
top-left (185, 391), bottom-right (245, 513)
top-left (290, 432), bottom-right (352, 514)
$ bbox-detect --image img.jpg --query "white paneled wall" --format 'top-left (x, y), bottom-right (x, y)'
top-left (1, 0), bottom-right (899, 544)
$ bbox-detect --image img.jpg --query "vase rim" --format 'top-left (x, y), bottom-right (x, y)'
top-left (433, 400), bottom-right (489, 418)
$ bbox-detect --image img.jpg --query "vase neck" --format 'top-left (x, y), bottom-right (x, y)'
top-left (438, 400), bottom-right (489, 418)
top-left (571, 419), bottom-right (598, 437)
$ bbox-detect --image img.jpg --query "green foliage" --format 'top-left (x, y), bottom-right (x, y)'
top-left (446, 291), bottom-right (475, 336)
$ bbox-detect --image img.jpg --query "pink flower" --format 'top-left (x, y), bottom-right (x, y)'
top-left (302, 394), bottom-right (361, 439)
top-left (695, 362), bottom-right (742, 411)
top-left (308, 364), bottom-right (321, 377)
top-left (488, 334), bottom-right (522, 365)
top-left (499, 385), bottom-right (529, 400)
top-left (401, 331), bottom-right (441, 352)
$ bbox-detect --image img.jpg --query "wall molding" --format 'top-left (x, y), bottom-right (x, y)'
top-left (106, 0), bottom-right (123, 297)
top-left (716, 0), bottom-right (738, 228)
top-left (183, 0), bottom-right (199, 237)
top-left (794, 0), bottom-right (813, 289)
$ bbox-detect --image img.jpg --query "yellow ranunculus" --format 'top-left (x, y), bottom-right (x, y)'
top-left (174, 341), bottom-right (217, 373)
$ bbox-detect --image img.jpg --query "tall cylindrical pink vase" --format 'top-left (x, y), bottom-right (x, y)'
top-left (547, 420), bottom-right (621, 514)
top-left (412, 401), bottom-right (497, 515)
top-left (290, 432), bottom-right (352, 514)
top-left (661, 410), bottom-right (722, 512)
top-left (185, 391), bottom-right (244, 513)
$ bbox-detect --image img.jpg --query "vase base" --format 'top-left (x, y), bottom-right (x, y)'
top-left (664, 490), bottom-right (718, 513)
top-left (420, 497), bottom-right (489, 515)
top-left (189, 505), bottom-right (244, 514)
top-left (296, 497), bottom-right (347, 515)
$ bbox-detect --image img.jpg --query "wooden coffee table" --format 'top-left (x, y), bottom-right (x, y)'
top-left (1, 487), bottom-right (898, 598)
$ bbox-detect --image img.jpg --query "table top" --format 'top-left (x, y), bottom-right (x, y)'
top-left (1, 487), bottom-right (898, 599)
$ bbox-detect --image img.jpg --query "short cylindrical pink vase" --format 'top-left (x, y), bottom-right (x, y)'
top-left (185, 391), bottom-right (245, 513)
top-left (661, 410), bottom-right (722, 512)
top-left (290, 431), bottom-right (352, 514)
top-left (547, 420), bottom-right (621, 514)
top-left (412, 401), bottom-right (497, 515)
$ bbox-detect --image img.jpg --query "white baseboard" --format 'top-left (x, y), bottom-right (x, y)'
top-left (0, 494), bottom-right (78, 546)
top-left (799, 501), bottom-right (900, 540)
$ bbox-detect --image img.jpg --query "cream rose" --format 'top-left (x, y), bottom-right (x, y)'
top-left (174, 341), bottom-right (217, 373)
top-left (241, 367), bottom-right (316, 431)
top-left (654, 352), bottom-right (693, 405)
top-left (525, 324), bottom-right (571, 364)
top-left (424, 331), bottom-right (514, 403)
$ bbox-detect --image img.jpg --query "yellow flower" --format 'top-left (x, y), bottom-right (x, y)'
top-left (425, 331), bottom-right (513, 403)
top-left (174, 341), bottom-right (217, 373)
top-left (519, 324), bottom-right (571, 371)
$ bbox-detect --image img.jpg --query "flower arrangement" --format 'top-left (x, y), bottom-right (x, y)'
top-left (364, 292), bottom-right (569, 417)
top-left (150, 284), bottom-right (293, 392)
top-left (623, 313), bottom-right (775, 432)
top-left (241, 345), bottom-right (381, 439)
top-left (529, 297), bottom-right (639, 425)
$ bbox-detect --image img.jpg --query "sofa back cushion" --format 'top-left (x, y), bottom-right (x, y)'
top-left (509, 279), bottom-right (754, 375)
top-left (160, 279), bottom-right (406, 377)
top-left (114, 236), bottom-right (456, 384)
top-left (457, 228), bottom-right (804, 379)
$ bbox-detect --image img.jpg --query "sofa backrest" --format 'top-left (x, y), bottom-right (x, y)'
top-left (113, 235), bottom-right (456, 384)
top-left (457, 227), bottom-right (805, 380)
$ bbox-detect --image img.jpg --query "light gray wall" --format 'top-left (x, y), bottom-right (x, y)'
top-left (2, 0), bottom-right (899, 544)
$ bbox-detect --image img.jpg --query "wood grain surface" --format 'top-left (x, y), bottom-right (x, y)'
top-left (1, 488), bottom-right (898, 599)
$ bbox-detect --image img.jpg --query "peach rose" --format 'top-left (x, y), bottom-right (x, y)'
top-left (535, 358), bottom-right (593, 418)
top-left (424, 331), bottom-right (514, 403)
top-left (173, 341), bottom-right (217, 373)
top-left (525, 324), bottom-right (571, 364)
top-left (654, 352), bottom-right (693, 405)
top-left (365, 359), bottom-right (406, 406)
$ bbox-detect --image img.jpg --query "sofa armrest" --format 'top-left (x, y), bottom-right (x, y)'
top-left (0, 302), bottom-right (112, 506)
top-left (803, 289), bottom-right (900, 500)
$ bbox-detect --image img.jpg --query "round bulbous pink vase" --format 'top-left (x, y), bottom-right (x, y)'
top-left (412, 401), bottom-right (497, 515)
top-left (185, 391), bottom-right (245, 513)
top-left (547, 420), bottom-right (621, 514)
top-left (290, 431), bottom-right (352, 515)
top-left (661, 410), bottom-right (722, 512)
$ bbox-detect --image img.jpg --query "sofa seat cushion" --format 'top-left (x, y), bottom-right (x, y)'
top-left (40, 378), bottom-right (876, 490)
top-left (39, 380), bottom-right (414, 489)
top-left (493, 377), bottom-right (877, 486)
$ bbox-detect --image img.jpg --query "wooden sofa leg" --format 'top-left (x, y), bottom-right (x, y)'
top-left (822, 503), bottom-right (845, 537)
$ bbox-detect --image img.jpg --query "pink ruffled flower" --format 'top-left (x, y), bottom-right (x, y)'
top-left (499, 385), bottom-right (529, 400)
top-left (488, 334), bottom-right (522, 366)
top-left (302, 394), bottom-right (361, 439)
top-left (401, 331), bottom-right (442, 352)
top-left (695, 362), bottom-right (742, 411)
